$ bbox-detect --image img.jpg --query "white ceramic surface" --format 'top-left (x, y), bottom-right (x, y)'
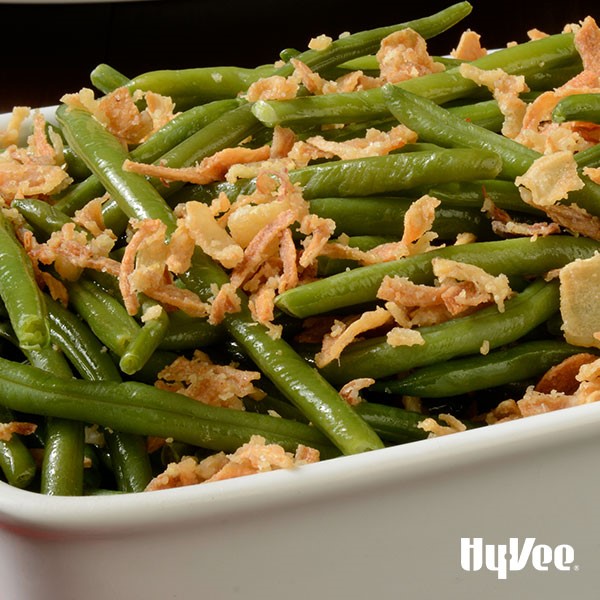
top-left (2, 107), bottom-right (600, 600)
top-left (2, 402), bottom-right (600, 599)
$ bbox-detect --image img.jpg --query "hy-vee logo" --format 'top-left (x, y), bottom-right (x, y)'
top-left (460, 537), bottom-right (576, 580)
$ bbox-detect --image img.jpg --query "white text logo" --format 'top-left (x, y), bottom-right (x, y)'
top-left (460, 537), bottom-right (576, 579)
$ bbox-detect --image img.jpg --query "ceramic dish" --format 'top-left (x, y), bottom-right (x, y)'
top-left (2, 401), bottom-right (600, 599)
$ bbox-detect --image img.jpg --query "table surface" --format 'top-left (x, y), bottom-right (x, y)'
top-left (1, 0), bottom-right (597, 112)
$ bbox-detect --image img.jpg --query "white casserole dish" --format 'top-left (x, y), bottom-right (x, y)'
top-left (2, 402), bottom-right (600, 599)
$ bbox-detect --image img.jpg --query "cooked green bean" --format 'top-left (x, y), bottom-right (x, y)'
top-left (67, 278), bottom-right (140, 356)
top-left (552, 93), bottom-right (600, 124)
top-left (276, 235), bottom-right (600, 318)
top-left (271, 2), bottom-right (472, 78)
top-left (23, 340), bottom-right (85, 497)
top-left (181, 249), bottom-right (385, 455)
top-left (320, 278), bottom-right (559, 385)
top-left (89, 63), bottom-right (130, 94)
top-left (294, 148), bottom-right (502, 199)
top-left (0, 209), bottom-right (49, 350)
top-left (57, 105), bottom-right (178, 228)
top-left (11, 198), bottom-right (71, 241)
top-left (252, 33), bottom-right (577, 128)
top-left (0, 404), bottom-right (37, 489)
top-left (119, 300), bottom-right (170, 376)
top-left (352, 402), bottom-right (442, 444)
top-left (309, 196), bottom-right (492, 238)
top-left (0, 356), bottom-right (339, 459)
top-left (46, 294), bottom-right (121, 382)
top-left (124, 65), bottom-right (274, 111)
top-left (159, 310), bottom-right (223, 351)
top-left (425, 180), bottom-right (545, 216)
top-left (45, 293), bottom-right (153, 492)
top-left (55, 99), bottom-right (240, 216)
top-left (383, 84), bottom-right (600, 217)
top-left (374, 340), bottom-right (588, 398)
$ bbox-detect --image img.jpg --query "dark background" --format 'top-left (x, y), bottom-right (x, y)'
top-left (1, 0), bottom-right (598, 112)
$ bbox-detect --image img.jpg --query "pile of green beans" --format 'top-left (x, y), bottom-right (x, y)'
top-left (1, 1), bottom-right (599, 497)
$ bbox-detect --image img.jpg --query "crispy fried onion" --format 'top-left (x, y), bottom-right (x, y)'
top-left (123, 145), bottom-right (271, 185)
top-left (315, 307), bottom-right (392, 368)
top-left (318, 195), bottom-right (441, 266)
top-left (0, 111), bottom-right (71, 202)
top-left (377, 258), bottom-right (512, 333)
top-left (0, 106), bottom-right (31, 148)
top-left (515, 16), bottom-right (600, 153)
top-left (459, 63), bottom-right (529, 139)
top-left (119, 218), bottom-right (210, 318)
top-left (0, 421), bottom-right (37, 442)
top-left (514, 151), bottom-right (600, 239)
top-left (145, 435), bottom-right (320, 491)
top-left (450, 29), bottom-right (487, 61)
top-left (155, 349), bottom-right (263, 411)
top-left (377, 28), bottom-right (445, 83)
top-left (482, 196), bottom-right (561, 239)
top-left (486, 355), bottom-right (600, 424)
top-left (559, 252), bottom-right (600, 349)
top-left (288, 124), bottom-right (418, 164)
top-left (28, 221), bottom-right (119, 283)
top-left (339, 378), bottom-right (375, 406)
top-left (61, 87), bottom-right (178, 146)
top-left (245, 29), bottom-right (442, 102)
top-left (417, 414), bottom-right (467, 437)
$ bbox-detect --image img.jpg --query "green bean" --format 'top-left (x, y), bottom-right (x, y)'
top-left (150, 102), bottom-right (264, 200)
top-left (124, 65), bottom-right (274, 111)
top-left (575, 142), bottom-right (600, 170)
top-left (384, 84), bottom-right (537, 180)
top-left (159, 310), bottom-right (223, 351)
top-left (251, 33), bottom-right (577, 128)
top-left (336, 54), bottom-right (461, 73)
top-left (181, 249), bottom-right (385, 455)
top-left (54, 99), bottom-right (240, 215)
top-left (208, 148), bottom-right (502, 204)
top-left (41, 417), bottom-right (85, 496)
top-left (46, 294), bottom-right (121, 382)
top-left (293, 148), bottom-right (502, 199)
top-left (119, 300), bottom-right (170, 376)
top-left (275, 235), bottom-right (600, 318)
top-left (0, 404), bottom-right (37, 489)
top-left (45, 294), bottom-right (153, 492)
top-left (89, 63), bottom-right (130, 94)
top-left (12, 198), bottom-right (71, 241)
top-left (320, 278), bottom-right (559, 385)
top-left (56, 105), bottom-right (178, 229)
top-left (0, 209), bottom-right (49, 350)
top-left (353, 402), bottom-right (438, 444)
top-left (0, 356), bottom-right (339, 459)
top-left (525, 62), bottom-right (583, 91)
top-left (271, 2), bottom-right (473, 77)
top-left (383, 84), bottom-right (600, 216)
top-left (103, 432), bottom-right (152, 493)
top-left (425, 180), bottom-right (545, 216)
top-left (552, 93), bottom-right (600, 124)
top-left (67, 278), bottom-right (140, 357)
top-left (374, 340), bottom-right (588, 398)
top-left (309, 196), bottom-right (492, 238)
top-left (23, 339), bottom-right (86, 497)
